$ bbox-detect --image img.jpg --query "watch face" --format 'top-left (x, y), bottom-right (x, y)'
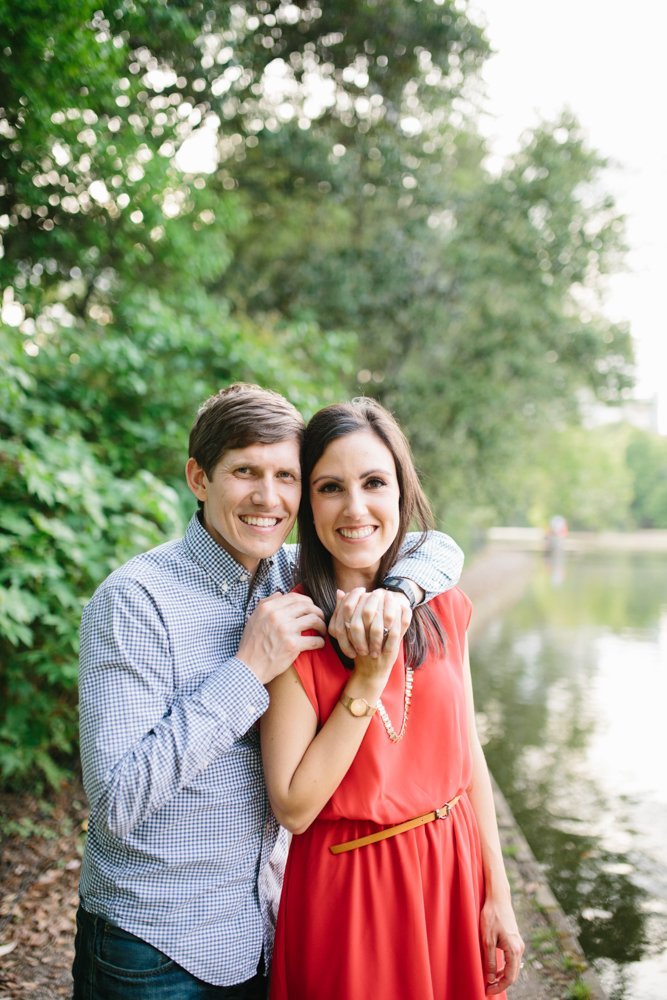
top-left (383, 578), bottom-right (416, 608)
top-left (350, 698), bottom-right (368, 717)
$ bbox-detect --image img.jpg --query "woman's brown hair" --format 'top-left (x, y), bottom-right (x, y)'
top-left (298, 397), bottom-right (445, 670)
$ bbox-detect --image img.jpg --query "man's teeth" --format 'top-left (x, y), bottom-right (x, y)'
top-left (241, 516), bottom-right (280, 527)
top-left (338, 526), bottom-right (375, 539)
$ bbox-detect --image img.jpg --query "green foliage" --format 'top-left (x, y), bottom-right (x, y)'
top-left (520, 424), bottom-right (634, 531)
top-left (626, 428), bottom-right (667, 528)
top-left (0, 325), bottom-right (184, 788)
top-left (566, 981), bottom-right (593, 1000)
top-left (510, 421), bottom-right (667, 532)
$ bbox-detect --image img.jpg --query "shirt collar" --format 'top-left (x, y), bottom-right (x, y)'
top-left (182, 512), bottom-right (274, 592)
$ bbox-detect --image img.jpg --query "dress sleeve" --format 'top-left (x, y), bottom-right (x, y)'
top-left (458, 587), bottom-right (473, 631)
top-left (429, 587), bottom-right (473, 648)
top-left (291, 648), bottom-right (321, 723)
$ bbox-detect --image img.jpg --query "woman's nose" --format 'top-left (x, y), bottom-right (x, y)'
top-left (344, 487), bottom-right (367, 517)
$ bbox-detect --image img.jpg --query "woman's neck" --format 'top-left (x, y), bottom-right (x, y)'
top-left (333, 563), bottom-right (380, 594)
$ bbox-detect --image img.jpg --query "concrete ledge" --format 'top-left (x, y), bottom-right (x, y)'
top-left (487, 526), bottom-right (667, 552)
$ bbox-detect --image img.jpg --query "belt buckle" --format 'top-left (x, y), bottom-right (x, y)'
top-left (435, 803), bottom-right (451, 820)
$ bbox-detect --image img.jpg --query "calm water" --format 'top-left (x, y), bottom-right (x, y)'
top-left (472, 552), bottom-right (667, 1000)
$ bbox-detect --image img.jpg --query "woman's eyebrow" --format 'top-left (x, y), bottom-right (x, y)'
top-left (311, 467), bottom-right (393, 485)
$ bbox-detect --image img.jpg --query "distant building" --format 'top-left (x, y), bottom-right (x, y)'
top-left (580, 392), bottom-right (661, 435)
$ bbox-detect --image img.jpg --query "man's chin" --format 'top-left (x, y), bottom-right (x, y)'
top-left (247, 531), bottom-right (292, 561)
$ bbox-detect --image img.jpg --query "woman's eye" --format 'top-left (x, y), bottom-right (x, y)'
top-left (318, 482), bottom-right (341, 494)
top-left (365, 478), bottom-right (386, 489)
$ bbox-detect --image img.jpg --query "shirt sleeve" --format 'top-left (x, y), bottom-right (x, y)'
top-left (79, 578), bottom-right (269, 839)
top-left (392, 530), bottom-right (465, 602)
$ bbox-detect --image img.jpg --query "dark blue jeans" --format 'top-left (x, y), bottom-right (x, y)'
top-left (72, 906), bottom-right (268, 1000)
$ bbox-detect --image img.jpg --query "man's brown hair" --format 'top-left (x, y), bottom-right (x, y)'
top-left (188, 383), bottom-right (305, 477)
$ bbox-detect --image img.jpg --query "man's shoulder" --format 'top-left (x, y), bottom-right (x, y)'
top-left (87, 537), bottom-right (187, 605)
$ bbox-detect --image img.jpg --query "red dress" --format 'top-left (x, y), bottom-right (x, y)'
top-left (269, 589), bottom-right (504, 1000)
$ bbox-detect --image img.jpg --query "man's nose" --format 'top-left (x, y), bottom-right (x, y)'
top-left (251, 477), bottom-right (278, 507)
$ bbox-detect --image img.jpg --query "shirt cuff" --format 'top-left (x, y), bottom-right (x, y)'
top-left (199, 657), bottom-right (269, 743)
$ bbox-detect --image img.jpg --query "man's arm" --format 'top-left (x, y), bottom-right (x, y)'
top-left (392, 529), bottom-right (464, 602)
top-left (79, 580), bottom-right (324, 840)
top-left (283, 530), bottom-right (464, 602)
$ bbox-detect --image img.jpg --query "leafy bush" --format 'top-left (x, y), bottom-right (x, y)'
top-left (0, 334), bottom-right (183, 788)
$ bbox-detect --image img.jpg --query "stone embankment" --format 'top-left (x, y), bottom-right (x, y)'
top-left (462, 545), bottom-right (608, 1000)
top-left (487, 526), bottom-right (667, 553)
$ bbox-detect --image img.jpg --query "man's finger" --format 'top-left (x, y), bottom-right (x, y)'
top-left (296, 612), bottom-right (327, 636)
top-left (296, 633), bottom-right (326, 653)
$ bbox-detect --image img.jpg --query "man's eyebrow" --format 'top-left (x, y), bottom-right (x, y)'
top-left (229, 461), bottom-right (301, 476)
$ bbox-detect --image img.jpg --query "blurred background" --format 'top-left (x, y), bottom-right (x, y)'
top-left (1, 3), bottom-right (665, 998)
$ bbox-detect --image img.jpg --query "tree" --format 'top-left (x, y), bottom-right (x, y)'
top-left (2, 1), bottom-right (384, 788)
top-left (626, 428), bottom-right (667, 528)
top-left (217, 107), bottom-right (634, 530)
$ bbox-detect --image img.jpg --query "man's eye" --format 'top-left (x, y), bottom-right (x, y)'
top-left (235, 467), bottom-right (252, 476)
top-left (277, 471), bottom-right (296, 481)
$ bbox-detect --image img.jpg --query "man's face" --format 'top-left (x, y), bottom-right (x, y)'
top-left (186, 439), bottom-right (302, 573)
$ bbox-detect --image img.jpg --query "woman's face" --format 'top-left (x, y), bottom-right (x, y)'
top-left (309, 429), bottom-right (401, 586)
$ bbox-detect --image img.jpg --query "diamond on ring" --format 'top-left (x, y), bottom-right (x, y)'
top-left (382, 627), bottom-right (390, 637)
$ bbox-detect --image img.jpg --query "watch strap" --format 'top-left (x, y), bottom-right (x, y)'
top-left (381, 575), bottom-right (418, 610)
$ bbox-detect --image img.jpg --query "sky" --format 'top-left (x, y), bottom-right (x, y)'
top-left (469, 0), bottom-right (667, 432)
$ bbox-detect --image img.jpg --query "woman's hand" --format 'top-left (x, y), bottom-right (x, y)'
top-left (328, 587), bottom-right (412, 659)
top-left (480, 893), bottom-right (525, 995)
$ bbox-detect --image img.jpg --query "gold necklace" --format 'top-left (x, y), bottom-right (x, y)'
top-left (376, 666), bottom-right (414, 743)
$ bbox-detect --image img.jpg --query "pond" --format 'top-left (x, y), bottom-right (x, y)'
top-left (471, 551), bottom-right (667, 1000)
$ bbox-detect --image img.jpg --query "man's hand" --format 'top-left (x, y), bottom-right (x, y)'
top-left (238, 592), bottom-right (326, 684)
top-left (329, 588), bottom-right (413, 658)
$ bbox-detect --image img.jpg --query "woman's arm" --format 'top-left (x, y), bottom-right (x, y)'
top-left (462, 634), bottom-right (525, 995)
top-left (261, 629), bottom-right (401, 834)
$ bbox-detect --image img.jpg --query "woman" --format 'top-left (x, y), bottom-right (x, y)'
top-left (261, 399), bottom-right (524, 999)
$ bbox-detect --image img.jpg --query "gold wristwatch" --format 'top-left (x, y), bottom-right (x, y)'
top-left (339, 693), bottom-right (377, 718)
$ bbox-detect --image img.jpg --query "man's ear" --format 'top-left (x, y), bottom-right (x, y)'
top-left (185, 457), bottom-right (208, 501)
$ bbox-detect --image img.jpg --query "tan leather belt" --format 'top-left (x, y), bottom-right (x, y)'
top-left (329, 795), bottom-right (462, 855)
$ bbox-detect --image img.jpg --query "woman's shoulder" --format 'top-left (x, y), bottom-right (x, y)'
top-left (429, 586), bottom-right (472, 629)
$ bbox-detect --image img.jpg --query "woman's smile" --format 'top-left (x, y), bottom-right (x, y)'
top-left (337, 525), bottom-right (378, 540)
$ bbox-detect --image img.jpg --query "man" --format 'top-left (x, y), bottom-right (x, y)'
top-left (73, 383), bottom-right (463, 999)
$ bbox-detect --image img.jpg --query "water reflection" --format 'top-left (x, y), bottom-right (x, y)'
top-left (472, 552), bottom-right (667, 1000)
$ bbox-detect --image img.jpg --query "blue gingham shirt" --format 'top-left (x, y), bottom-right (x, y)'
top-left (78, 512), bottom-right (463, 986)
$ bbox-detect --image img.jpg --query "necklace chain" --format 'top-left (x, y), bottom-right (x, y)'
top-left (376, 666), bottom-right (414, 743)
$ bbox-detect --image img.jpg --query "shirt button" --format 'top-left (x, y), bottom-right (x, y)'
top-left (247, 703), bottom-right (256, 715)
top-left (220, 583), bottom-right (229, 593)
